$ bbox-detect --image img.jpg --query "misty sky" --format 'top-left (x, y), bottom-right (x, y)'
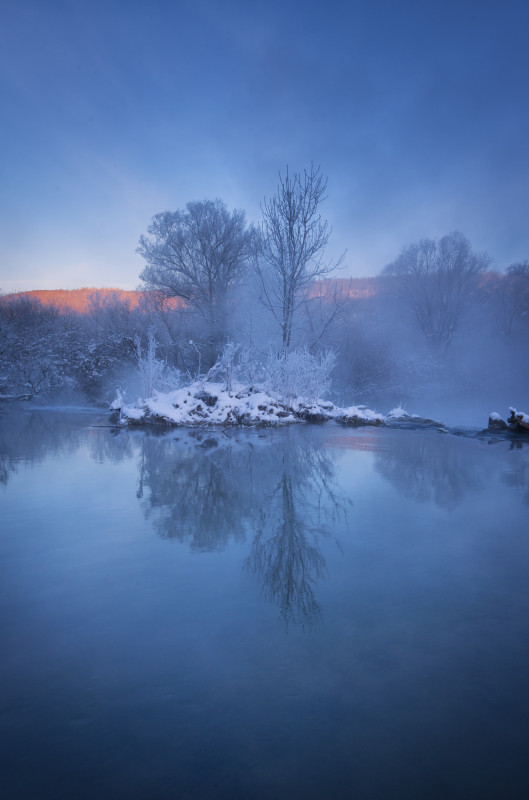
top-left (1, 0), bottom-right (529, 291)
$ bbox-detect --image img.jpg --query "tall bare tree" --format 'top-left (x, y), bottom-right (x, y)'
top-left (256, 165), bottom-right (343, 351)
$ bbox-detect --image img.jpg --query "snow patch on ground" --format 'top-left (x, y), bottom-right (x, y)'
top-left (387, 406), bottom-right (410, 419)
top-left (333, 405), bottom-right (385, 426)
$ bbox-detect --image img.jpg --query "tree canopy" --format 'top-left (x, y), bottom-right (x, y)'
top-left (137, 199), bottom-right (255, 333)
top-left (383, 231), bottom-right (490, 348)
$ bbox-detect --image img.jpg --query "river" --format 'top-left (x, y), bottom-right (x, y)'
top-left (1, 408), bottom-right (528, 799)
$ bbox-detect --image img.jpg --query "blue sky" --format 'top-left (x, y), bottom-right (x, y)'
top-left (1, 0), bottom-right (529, 290)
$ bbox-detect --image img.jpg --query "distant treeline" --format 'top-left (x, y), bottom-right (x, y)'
top-left (2, 279), bottom-right (378, 314)
top-left (1, 288), bottom-right (185, 314)
top-left (1, 268), bottom-right (527, 407)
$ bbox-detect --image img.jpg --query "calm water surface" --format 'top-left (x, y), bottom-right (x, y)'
top-left (1, 408), bottom-right (529, 799)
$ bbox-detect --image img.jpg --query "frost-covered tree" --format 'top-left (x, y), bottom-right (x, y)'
top-left (383, 231), bottom-right (489, 349)
top-left (256, 165), bottom-right (343, 351)
top-left (137, 199), bottom-right (255, 349)
top-left (0, 295), bottom-right (61, 399)
top-left (499, 261), bottom-right (529, 335)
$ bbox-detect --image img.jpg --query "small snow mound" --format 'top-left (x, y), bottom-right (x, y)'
top-left (387, 406), bottom-right (410, 419)
top-left (334, 406), bottom-right (385, 427)
top-left (121, 407), bottom-right (146, 422)
top-left (487, 411), bottom-right (508, 430)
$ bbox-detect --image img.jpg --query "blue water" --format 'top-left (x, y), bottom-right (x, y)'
top-left (1, 409), bottom-right (529, 799)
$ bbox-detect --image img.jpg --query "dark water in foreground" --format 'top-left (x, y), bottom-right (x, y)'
top-left (1, 409), bottom-right (529, 799)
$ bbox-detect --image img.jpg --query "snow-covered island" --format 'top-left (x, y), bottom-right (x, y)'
top-left (109, 382), bottom-right (441, 430)
top-left (110, 341), bottom-right (393, 428)
top-left (108, 337), bottom-right (527, 434)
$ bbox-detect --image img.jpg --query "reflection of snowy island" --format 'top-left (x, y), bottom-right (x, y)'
top-left (110, 383), bottom-right (442, 429)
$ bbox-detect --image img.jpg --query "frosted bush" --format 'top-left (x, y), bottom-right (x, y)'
top-left (236, 345), bottom-right (265, 388)
top-left (264, 348), bottom-right (336, 405)
top-left (135, 329), bottom-right (182, 398)
top-left (203, 342), bottom-right (265, 393)
top-left (204, 341), bottom-right (239, 394)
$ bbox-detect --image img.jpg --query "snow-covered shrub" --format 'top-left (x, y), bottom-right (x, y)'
top-left (197, 341), bottom-right (239, 394)
top-left (264, 348), bottom-right (337, 405)
top-left (135, 329), bottom-right (182, 398)
top-left (236, 344), bottom-right (265, 388)
top-left (200, 342), bottom-right (265, 394)
top-left (214, 341), bottom-right (239, 394)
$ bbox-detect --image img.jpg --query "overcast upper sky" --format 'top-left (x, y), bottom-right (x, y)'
top-left (1, 0), bottom-right (528, 291)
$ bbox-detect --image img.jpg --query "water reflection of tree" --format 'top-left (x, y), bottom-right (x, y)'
top-left (246, 436), bottom-right (348, 629)
top-left (248, 475), bottom-right (327, 629)
top-left (136, 429), bottom-right (347, 627)
top-left (89, 427), bottom-right (134, 464)
top-left (135, 434), bottom-right (256, 549)
top-left (0, 409), bottom-right (85, 485)
top-left (374, 433), bottom-right (483, 510)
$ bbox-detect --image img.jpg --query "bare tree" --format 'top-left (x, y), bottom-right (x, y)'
top-left (137, 199), bottom-right (255, 347)
top-left (256, 165), bottom-right (343, 351)
top-left (383, 231), bottom-right (490, 349)
top-left (498, 261), bottom-right (529, 335)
